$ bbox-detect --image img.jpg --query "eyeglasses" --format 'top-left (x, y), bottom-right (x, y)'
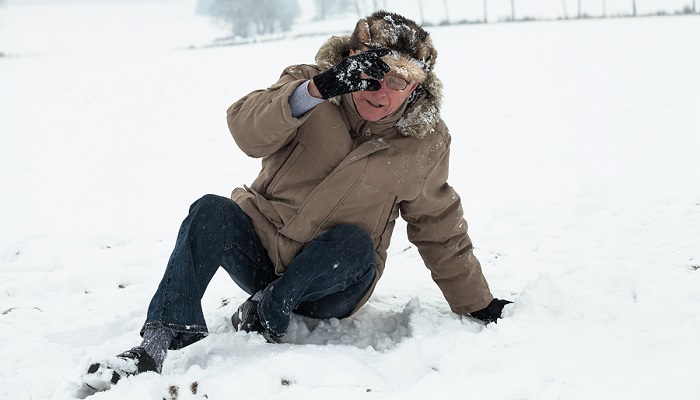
top-left (361, 72), bottom-right (412, 92)
top-left (382, 74), bottom-right (412, 91)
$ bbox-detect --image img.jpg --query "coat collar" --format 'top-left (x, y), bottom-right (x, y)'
top-left (315, 35), bottom-right (443, 139)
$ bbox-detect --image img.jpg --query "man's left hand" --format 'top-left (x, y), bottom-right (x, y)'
top-left (469, 298), bottom-right (513, 324)
top-left (311, 48), bottom-right (391, 99)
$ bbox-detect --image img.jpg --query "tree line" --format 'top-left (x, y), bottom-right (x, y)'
top-left (197, 0), bottom-right (699, 39)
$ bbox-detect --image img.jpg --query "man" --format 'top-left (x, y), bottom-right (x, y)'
top-left (84, 11), bottom-right (512, 391)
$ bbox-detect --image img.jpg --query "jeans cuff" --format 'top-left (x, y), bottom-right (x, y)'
top-left (257, 284), bottom-right (288, 337)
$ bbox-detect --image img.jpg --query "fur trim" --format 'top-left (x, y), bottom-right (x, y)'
top-left (382, 51), bottom-right (426, 83)
top-left (314, 34), bottom-right (443, 139)
top-left (350, 11), bottom-right (437, 79)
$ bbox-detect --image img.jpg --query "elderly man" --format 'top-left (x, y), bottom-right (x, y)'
top-left (84, 10), bottom-right (512, 391)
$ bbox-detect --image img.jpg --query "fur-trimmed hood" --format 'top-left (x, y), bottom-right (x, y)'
top-left (314, 35), bottom-right (443, 139)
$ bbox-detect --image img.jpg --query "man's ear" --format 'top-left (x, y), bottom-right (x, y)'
top-left (407, 81), bottom-right (420, 95)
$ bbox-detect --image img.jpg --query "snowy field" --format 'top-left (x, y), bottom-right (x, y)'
top-left (1, 1), bottom-right (700, 399)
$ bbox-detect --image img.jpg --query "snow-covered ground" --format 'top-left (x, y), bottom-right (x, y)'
top-left (1, 1), bottom-right (699, 399)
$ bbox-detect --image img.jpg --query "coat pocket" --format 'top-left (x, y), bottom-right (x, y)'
top-left (297, 176), bottom-right (397, 242)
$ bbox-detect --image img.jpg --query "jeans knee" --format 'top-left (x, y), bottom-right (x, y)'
top-left (327, 224), bottom-right (375, 265)
top-left (353, 260), bottom-right (376, 283)
top-left (189, 194), bottom-right (230, 214)
top-left (332, 224), bottom-right (370, 243)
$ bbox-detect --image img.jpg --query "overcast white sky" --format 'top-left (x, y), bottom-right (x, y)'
top-left (3, 0), bottom-right (696, 17)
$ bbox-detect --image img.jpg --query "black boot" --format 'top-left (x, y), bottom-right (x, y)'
top-left (84, 347), bottom-right (158, 391)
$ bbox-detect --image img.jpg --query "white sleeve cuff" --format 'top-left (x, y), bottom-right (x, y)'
top-left (289, 80), bottom-right (325, 118)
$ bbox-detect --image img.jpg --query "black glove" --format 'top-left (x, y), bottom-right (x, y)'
top-left (312, 48), bottom-right (391, 99)
top-left (469, 298), bottom-right (513, 324)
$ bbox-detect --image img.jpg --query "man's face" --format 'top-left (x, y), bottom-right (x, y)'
top-left (349, 50), bottom-right (419, 122)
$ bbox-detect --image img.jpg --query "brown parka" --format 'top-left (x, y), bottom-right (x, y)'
top-left (226, 36), bottom-right (493, 316)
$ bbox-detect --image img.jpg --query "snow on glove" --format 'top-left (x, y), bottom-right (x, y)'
top-left (312, 48), bottom-right (391, 99)
top-left (469, 298), bottom-right (513, 324)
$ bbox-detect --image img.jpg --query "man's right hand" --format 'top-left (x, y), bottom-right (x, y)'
top-left (311, 48), bottom-right (391, 99)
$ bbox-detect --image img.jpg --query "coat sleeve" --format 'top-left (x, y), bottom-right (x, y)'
top-left (226, 65), bottom-right (317, 158)
top-left (400, 136), bottom-right (494, 315)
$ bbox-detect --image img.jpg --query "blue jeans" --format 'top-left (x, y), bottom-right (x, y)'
top-left (142, 194), bottom-right (376, 349)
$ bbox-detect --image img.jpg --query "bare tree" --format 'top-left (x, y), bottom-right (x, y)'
top-left (418, 0), bottom-right (425, 24)
top-left (196, 0), bottom-right (216, 15)
top-left (561, 0), bottom-right (569, 18)
top-left (441, 0), bottom-right (450, 24)
top-left (483, 0), bottom-right (488, 23)
top-left (602, 0), bottom-right (606, 16)
top-left (578, 0), bottom-right (583, 18)
top-left (212, 0), bottom-right (300, 38)
top-left (353, 0), bottom-right (364, 19)
top-left (372, 0), bottom-right (388, 11)
top-left (314, 0), bottom-right (330, 19)
top-left (510, 0), bottom-right (516, 21)
top-left (632, 0), bottom-right (637, 16)
top-left (211, 0), bottom-right (251, 37)
top-left (314, 0), bottom-right (355, 20)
